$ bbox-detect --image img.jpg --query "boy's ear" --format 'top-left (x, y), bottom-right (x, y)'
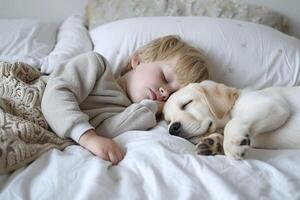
top-left (131, 53), bottom-right (141, 69)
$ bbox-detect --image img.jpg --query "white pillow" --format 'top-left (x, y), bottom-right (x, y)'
top-left (0, 18), bottom-right (57, 68)
top-left (90, 17), bottom-right (300, 89)
top-left (41, 14), bottom-right (93, 74)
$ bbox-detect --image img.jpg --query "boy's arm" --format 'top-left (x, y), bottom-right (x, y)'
top-left (94, 99), bottom-right (160, 138)
top-left (76, 99), bottom-right (159, 164)
top-left (42, 52), bottom-right (129, 164)
top-left (41, 52), bottom-right (106, 139)
top-left (77, 99), bottom-right (158, 164)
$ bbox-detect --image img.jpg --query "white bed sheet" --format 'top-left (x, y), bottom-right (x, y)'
top-left (1, 122), bottom-right (300, 200)
top-left (0, 18), bottom-right (57, 68)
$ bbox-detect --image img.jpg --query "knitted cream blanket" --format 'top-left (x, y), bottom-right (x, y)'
top-left (0, 62), bottom-right (74, 173)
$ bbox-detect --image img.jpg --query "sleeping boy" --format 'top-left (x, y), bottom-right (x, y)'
top-left (41, 35), bottom-right (210, 164)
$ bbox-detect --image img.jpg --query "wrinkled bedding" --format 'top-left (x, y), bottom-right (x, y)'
top-left (1, 13), bottom-right (300, 199)
top-left (1, 122), bottom-right (300, 199)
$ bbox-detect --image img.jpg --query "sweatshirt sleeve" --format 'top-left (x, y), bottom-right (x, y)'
top-left (94, 99), bottom-right (159, 138)
top-left (41, 52), bottom-right (106, 139)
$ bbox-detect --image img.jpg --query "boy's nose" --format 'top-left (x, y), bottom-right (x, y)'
top-left (159, 87), bottom-right (170, 101)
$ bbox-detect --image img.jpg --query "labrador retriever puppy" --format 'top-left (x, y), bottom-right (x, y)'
top-left (163, 80), bottom-right (300, 159)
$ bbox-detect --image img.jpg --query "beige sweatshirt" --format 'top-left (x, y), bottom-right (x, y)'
top-left (41, 52), bottom-right (158, 142)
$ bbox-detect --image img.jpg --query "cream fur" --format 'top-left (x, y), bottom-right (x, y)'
top-left (163, 80), bottom-right (300, 159)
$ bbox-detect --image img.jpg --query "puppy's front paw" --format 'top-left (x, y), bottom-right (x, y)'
top-left (224, 134), bottom-right (250, 160)
top-left (195, 133), bottom-right (224, 155)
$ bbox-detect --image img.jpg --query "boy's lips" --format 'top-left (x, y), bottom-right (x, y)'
top-left (149, 89), bottom-right (157, 100)
top-left (149, 89), bottom-right (163, 101)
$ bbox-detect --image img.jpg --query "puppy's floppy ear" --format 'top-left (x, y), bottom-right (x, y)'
top-left (197, 81), bottom-right (238, 119)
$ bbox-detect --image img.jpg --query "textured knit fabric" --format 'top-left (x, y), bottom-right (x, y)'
top-left (0, 61), bottom-right (73, 173)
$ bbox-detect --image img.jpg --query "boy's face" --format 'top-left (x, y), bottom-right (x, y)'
top-left (127, 58), bottom-right (181, 103)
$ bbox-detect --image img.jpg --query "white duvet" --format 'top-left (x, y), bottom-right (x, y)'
top-left (1, 122), bottom-right (300, 200)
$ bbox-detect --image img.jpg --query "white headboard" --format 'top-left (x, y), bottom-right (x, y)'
top-left (243, 0), bottom-right (300, 39)
top-left (0, 0), bottom-right (300, 39)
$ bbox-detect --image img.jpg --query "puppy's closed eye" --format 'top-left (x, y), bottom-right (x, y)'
top-left (181, 100), bottom-right (193, 110)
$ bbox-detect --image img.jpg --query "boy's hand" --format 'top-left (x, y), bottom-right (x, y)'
top-left (78, 129), bottom-right (124, 165)
top-left (155, 101), bottom-right (165, 117)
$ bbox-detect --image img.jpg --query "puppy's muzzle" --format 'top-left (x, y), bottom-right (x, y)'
top-left (169, 122), bottom-right (181, 136)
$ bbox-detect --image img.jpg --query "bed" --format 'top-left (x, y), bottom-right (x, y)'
top-left (1, 0), bottom-right (300, 199)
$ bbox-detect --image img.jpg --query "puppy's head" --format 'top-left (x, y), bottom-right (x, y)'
top-left (163, 80), bottom-right (238, 140)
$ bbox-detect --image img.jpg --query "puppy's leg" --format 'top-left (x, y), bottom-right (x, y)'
top-left (195, 132), bottom-right (224, 155)
top-left (224, 96), bottom-right (291, 159)
top-left (223, 119), bottom-right (251, 159)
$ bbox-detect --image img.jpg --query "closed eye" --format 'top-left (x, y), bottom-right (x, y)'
top-left (181, 100), bottom-right (193, 110)
top-left (161, 72), bottom-right (168, 83)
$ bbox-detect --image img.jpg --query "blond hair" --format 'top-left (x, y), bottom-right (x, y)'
top-left (122, 35), bottom-right (209, 86)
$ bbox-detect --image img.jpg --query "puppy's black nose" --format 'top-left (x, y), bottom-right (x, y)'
top-left (169, 122), bottom-right (181, 136)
